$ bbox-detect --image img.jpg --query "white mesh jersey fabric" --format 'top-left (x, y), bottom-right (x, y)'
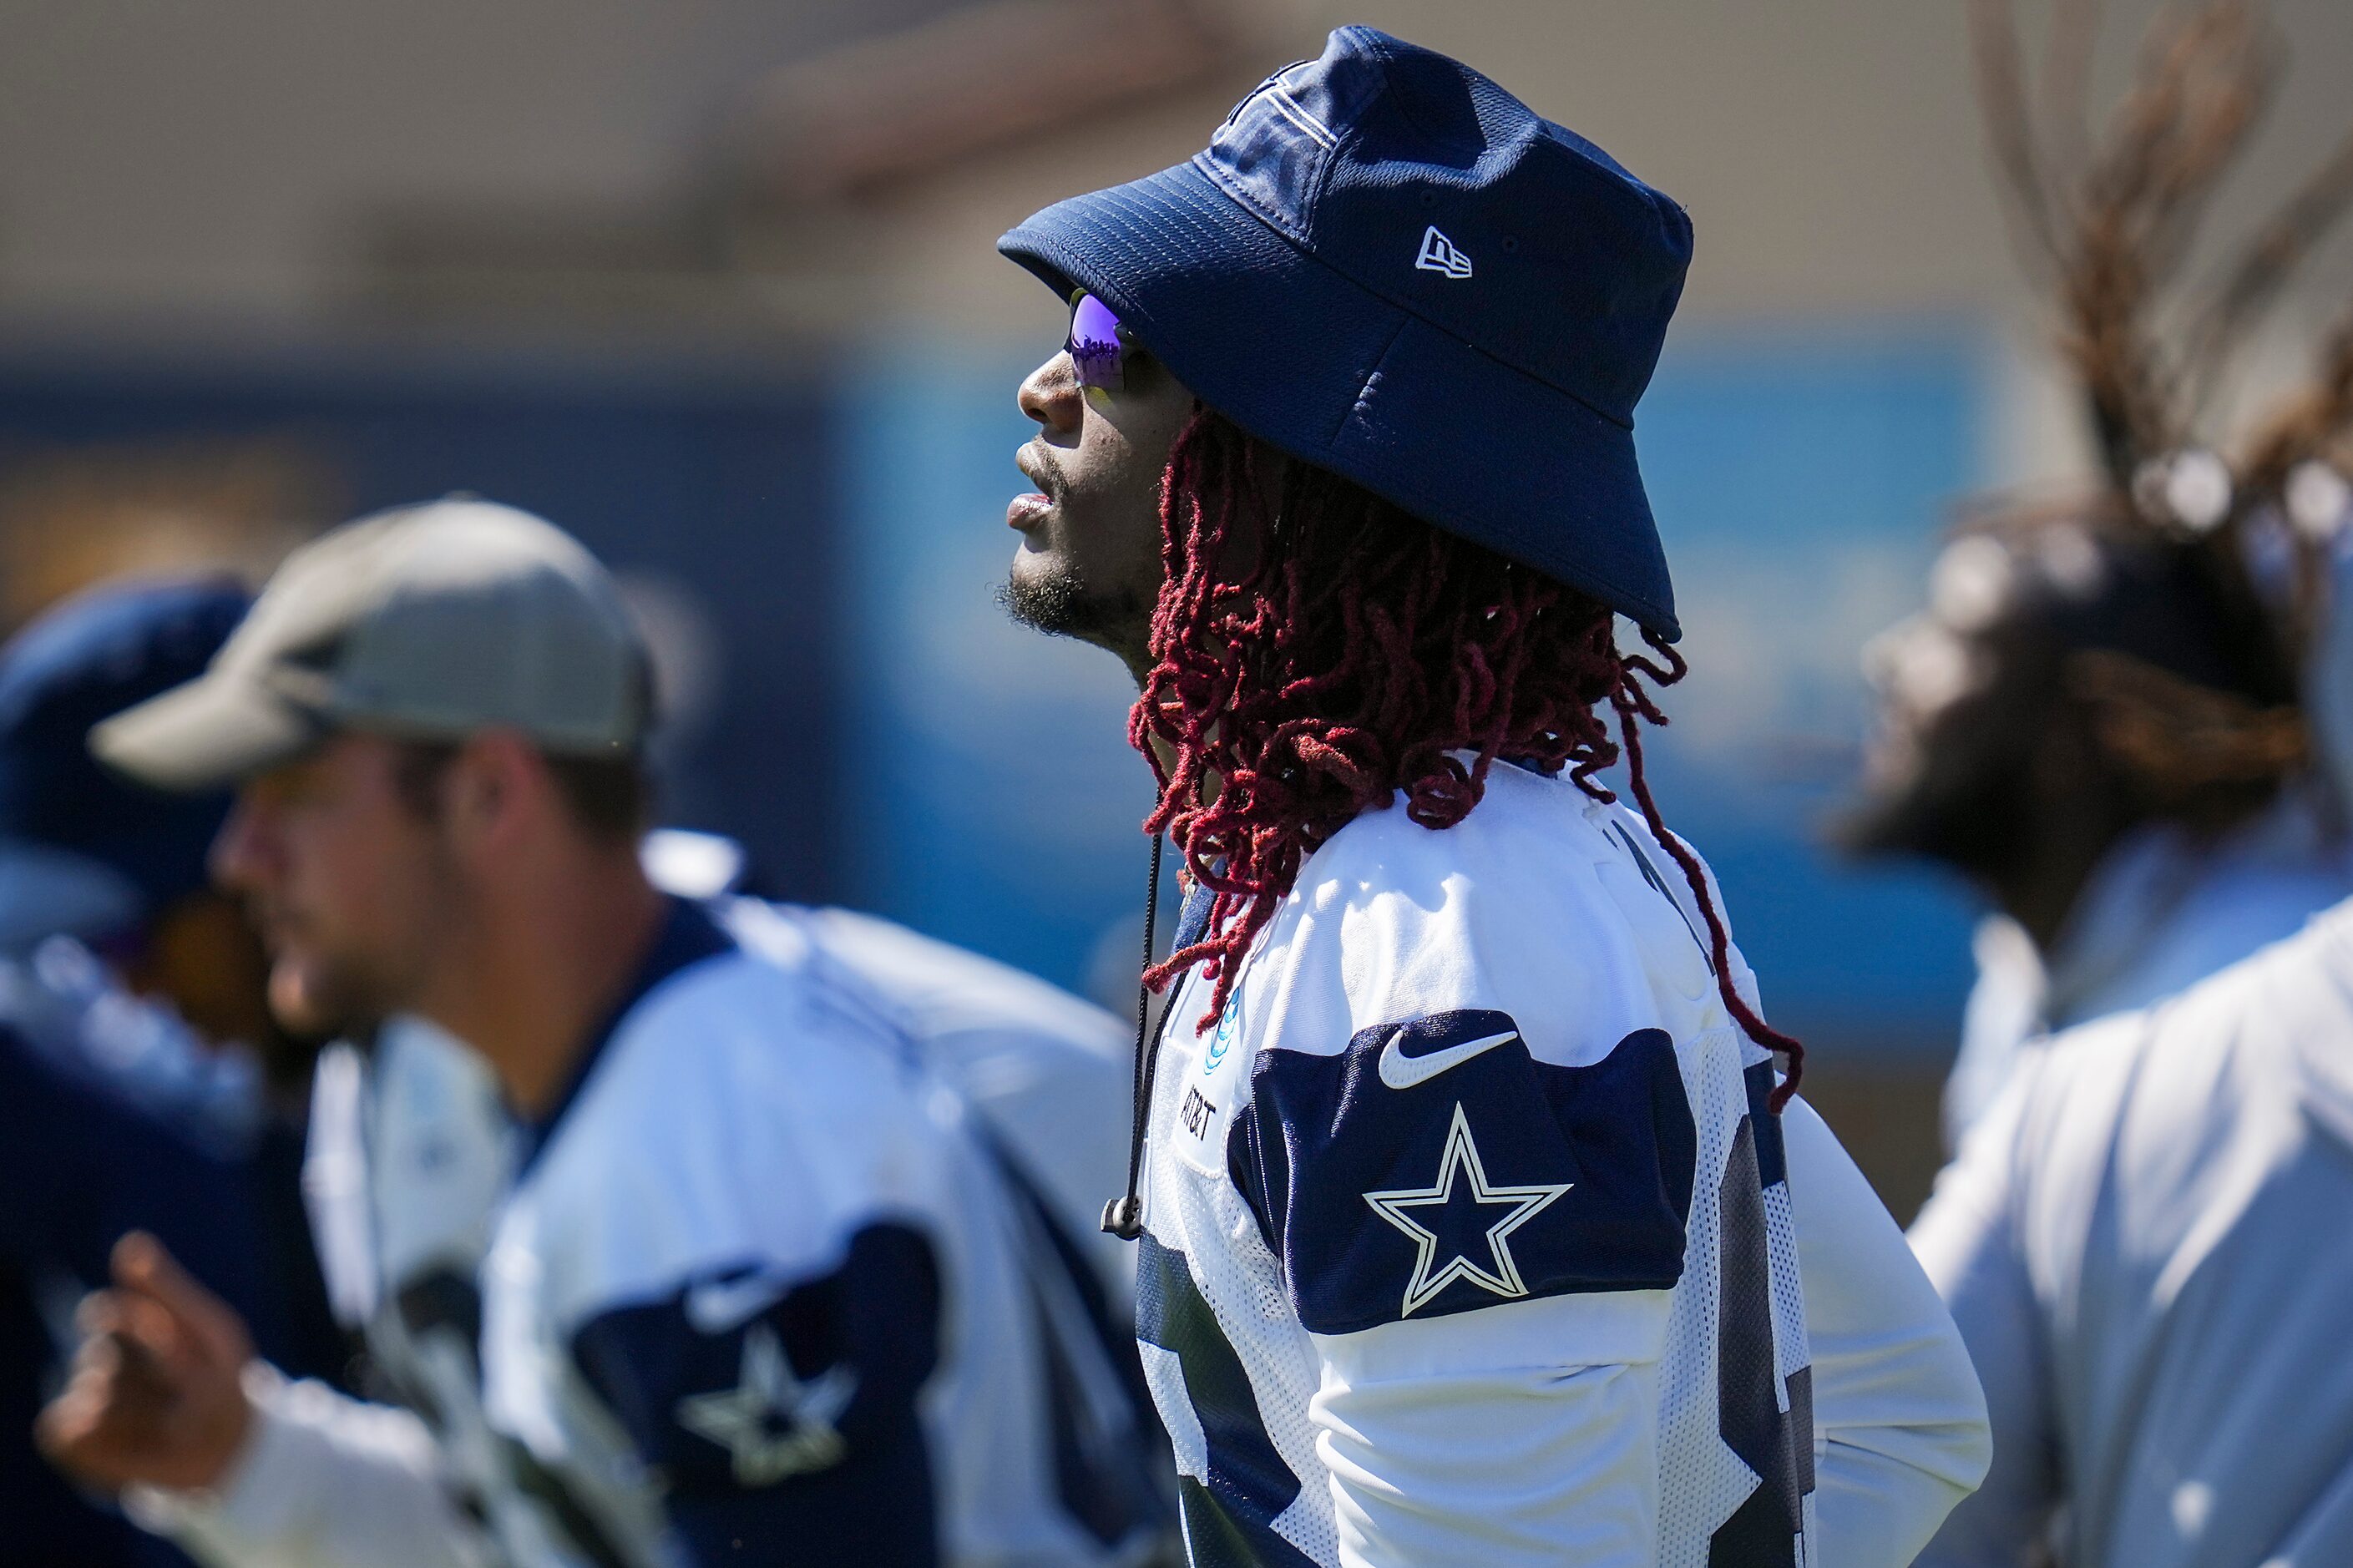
top-left (1767, 1186), bottom-right (1820, 1558)
top-left (1652, 1026), bottom-right (1815, 1568)
top-left (1142, 963), bottom-right (1343, 1567)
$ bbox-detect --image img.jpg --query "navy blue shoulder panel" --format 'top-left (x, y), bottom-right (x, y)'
top-left (1228, 1011), bottom-right (1695, 1334)
top-left (1169, 880), bottom-right (1219, 957)
top-left (570, 1222), bottom-right (941, 1565)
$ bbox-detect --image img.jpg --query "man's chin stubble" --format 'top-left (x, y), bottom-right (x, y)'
top-left (996, 564), bottom-right (1152, 673)
top-left (271, 965), bottom-right (386, 1048)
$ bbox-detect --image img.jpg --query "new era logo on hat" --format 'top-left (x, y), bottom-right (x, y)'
top-left (999, 27), bottom-right (1693, 639)
top-left (1414, 226), bottom-right (1474, 280)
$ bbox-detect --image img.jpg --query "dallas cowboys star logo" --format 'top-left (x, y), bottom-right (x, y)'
top-left (1364, 1101), bottom-right (1574, 1318)
top-left (674, 1323), bottom-right (857, 1485)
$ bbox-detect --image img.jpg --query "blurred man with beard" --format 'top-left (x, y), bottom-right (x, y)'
top-left (40, 500), bottom-right (1164, 1568)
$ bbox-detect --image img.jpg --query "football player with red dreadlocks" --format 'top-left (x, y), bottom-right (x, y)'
top-left (997, 27), bottom-right (1989, 1568)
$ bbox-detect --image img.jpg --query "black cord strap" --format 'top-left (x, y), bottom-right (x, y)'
top-left (1101, 833), bottom-right (1165, 1240)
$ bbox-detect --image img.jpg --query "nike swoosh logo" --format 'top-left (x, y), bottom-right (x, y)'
top-left (1377, 1028), bottom-right (1521, 1090)
top-left (686, 1276), bottom-right (787, 1334)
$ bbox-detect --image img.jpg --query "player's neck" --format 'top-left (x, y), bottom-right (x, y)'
top-left (422, 850), bottom-right (669, 1120)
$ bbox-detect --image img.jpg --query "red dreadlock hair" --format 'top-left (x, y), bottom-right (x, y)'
top-left (1133, 406), bottom-right (1804, 1107)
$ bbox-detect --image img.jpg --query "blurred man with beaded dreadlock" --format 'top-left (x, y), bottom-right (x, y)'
top-left (1849, 0), bottom-right (2353, 1155)
top-left (995, 27), bottom-right (1990, 1568)
top-left (1846, 499), bottom-right (2343, 1150)
top-left (1890, 3), bottom-right (2353, 1565)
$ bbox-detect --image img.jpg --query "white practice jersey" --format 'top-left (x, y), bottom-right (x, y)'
top-left (1135, 762), bottom-right (1989, 1567)
top-left (726, 901), bottom-right (1137, 1307)
top-left (147, 898), bottom-right (1163, 1568)
top-left (1911, 897), bottom-right (2353, 1568)
top-left (1941, 786), bottom-right (2353, 1149)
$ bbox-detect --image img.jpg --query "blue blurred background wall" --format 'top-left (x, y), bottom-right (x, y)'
top-left (833, 331), bottom-right (1987, 1061)
top-left (0, 321), bottom-right (1990, 1078)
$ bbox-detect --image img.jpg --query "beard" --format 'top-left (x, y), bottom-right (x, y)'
top-left (257, 895), bottom-right (436, 1046)
top-left (267, 952), bottom-right (391, 1044)
top-left (997, 558), bottom-right (1153, 663)
top-left (1834, 751), bottom-right (2035, 888)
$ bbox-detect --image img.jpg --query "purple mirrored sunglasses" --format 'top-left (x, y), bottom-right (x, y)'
top-left (1066, 289), bottom-right (1129, 392)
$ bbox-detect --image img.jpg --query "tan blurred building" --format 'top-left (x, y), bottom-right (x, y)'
top-left (5, 0), bottom-right (2349, 365)
top-left (7, 0), bottom-right (2353, 1215)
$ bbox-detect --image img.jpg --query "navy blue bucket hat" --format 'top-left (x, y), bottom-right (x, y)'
top-left (999, 25), bottom-right (1693, 640)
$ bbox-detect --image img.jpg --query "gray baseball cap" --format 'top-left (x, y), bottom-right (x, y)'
top-left (94, 499), bottom-right (653, 791)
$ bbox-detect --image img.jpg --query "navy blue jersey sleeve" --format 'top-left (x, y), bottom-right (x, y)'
top-left (1227, 1010), bottom-right (1697, 1334)
top-left (570, 1222), bottom-right (944, 1567)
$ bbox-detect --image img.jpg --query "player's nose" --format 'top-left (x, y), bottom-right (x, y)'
top-left (1017, 353), bottom-right (1083, 436)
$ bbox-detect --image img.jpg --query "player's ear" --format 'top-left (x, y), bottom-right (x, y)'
top-left (441, 730), bottom-right (532, 855)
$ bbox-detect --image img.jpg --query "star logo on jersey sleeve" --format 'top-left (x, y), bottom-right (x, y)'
top-left (674, 1323), bottom-right (857, 1485)
top-left (1363, 1101), bottom-right (1574, 1318)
